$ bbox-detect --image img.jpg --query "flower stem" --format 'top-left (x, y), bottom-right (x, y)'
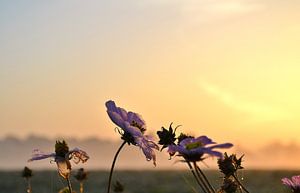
top-left (107, 141), bottom-right (127, 193)
top-left (187, 161), bottom-right (209, 193)
top-left (67, 177), bottom-right (73, 193)
top-left (233, 174), bottom-right (250, 193)
top-left (194, 162), bottom-right (215, 193)
top-left (26, 178), bottom-right (32, 193)
top-left (80, 182), bottom-right (84, 193)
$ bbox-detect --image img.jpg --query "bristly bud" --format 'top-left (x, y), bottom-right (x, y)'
top-left (218, 153), bottom-right (244, 177)
top-left (113, 180), bottom-right (124, 193)
top-left (177, 133), bottom-right (194, 144)
top-left (22, 166), bottom-right (33, 178)
top-left (220, 178), bottom-right (238, 193)
top-left (74, 168), bottom-right (88, 182)
top-left (55, 140), bottom-right (69, 157)
top-left (157, 123), bottom-right (178, 151)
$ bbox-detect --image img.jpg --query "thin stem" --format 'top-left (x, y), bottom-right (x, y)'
top-left (194, 162), bottom-right (215, 193)
top-left (67, 177), bottom-right (73, 193)
top-left (26, 178), bottom-right (32, 193)
top-left (233, 174), bottom-right (250, 193)
top-left (107, 141), bottom-right (127, 193)
top-left (186, 161), bottom-right (209, 193)
top-left (80, 182), bottom-right (84, 193)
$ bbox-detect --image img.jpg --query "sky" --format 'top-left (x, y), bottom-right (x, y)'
top-left (1, 0), bottom-right (300, 150)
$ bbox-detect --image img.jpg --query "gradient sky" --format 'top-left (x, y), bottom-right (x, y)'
top-left (1, 0), bottom-right (300, 149)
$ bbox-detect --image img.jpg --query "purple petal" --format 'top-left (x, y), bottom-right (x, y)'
top-left (179, 137), bottom-right (195, 146)
top-left (124, 122), bottom-right (143, 137)
top-left (195, 136), bottom-right (215, 145)
top-left (105, 100), bottom-right (119, 113)
top-left (167, 145), bottom-right (178, 155)
top-left (282, 178), bottom-right (294, 188)
top-left (127, 112), bottom-right (146, 128)
top-left (135, 137), bottom-right (158, 166)
top-left (200, 148), bottom-right (223, 158)
top-left (28, 150), bottom-right (55, 162)
top-left (118, 107), bottom-right (128, 122)
top-left (209, 143), bottom-right (233, 149)
top-left (292, 176), bottom-right (300, 185)
top-left (107, 111), bottom-right (126, 129)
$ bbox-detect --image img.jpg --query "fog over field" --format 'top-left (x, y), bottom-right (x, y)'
top-left (1, 135), bottom-right (299, 170)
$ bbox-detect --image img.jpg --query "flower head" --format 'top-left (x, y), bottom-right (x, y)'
top-left (22, 166), bottom-right (33, 179)
top-left (218, 153), bottom-right (244, 177)
top-left (156, 123), bottom-right (178, 151)
top-left (219, 178), bottom-right (239, 193)
top-left (74, 168), bottom-right (88, 182)
top-left (113, 180), bottom-right (124, 193)
top-left (282, 175), bottom-right (300, 193)
top-left (28, 140), bottom-right (89, 179)
top-left (168, 136), bottom-right (233, 162)
top-left (106, 100), bottom-right (159, 165)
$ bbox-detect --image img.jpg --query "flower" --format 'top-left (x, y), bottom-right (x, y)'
top-left (282, 175), bottom-right (300, 193)
top-left (218, 153), bottom-right (244, 177)
top-left (168, 136), bottom-right (233, 162)
top-left (22, 166), bottom-right (33, 179)
top-left (28, 140), bottom-right (89, 179)
top-left (157, 123), bottom-right (178, 151)
top-left (105, 100), bottom-right (159, 165)
top-left (74, 168), bottom-right (88, 182)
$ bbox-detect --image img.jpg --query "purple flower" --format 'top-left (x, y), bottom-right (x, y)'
top-left (167, 136), bottom-right (233, 162)
top-left (282, 175), bottom-right (300, 193)
top-left (28, 141), bottom-right (89, 179)
top-left (106, 100), bottom-right (159, 165)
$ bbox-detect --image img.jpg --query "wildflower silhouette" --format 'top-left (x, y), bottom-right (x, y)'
top-left (105, 100), bottom-right (159, 193)
top-left (28, 140), bottom-right (89, 193)
top-left (74, 168), bottom-right (88, 193)
top-left (282, 175), bottom-right (300, 193)
top-left (22, 166), bottom-right (33, 193)
top-left (113, 180), bottom-right (124, 193)
top-left (157, 124), bottom-right (233, 193)
top-left (217, 153), bottom-right (249, 193)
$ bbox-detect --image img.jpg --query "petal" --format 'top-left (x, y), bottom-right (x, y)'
top-left (68, 148), bottom-right (89, 164)
top-left (195, 136), bottom-right (215, 145)
top-left (28, 150), bottom-right (56, 162)
top-left (282, 178), bottom-right (294, 188)
top-left (168, 144), bottom-right (189, 155)
top-left (124, 122), bottom-right (143, 137)
top-left (209, 143), bottom-right (233, 149)
top-left (292, 176), bottom-right (300, 184)
top-left (179, 137), bottom-right (195, 147)
top-left (201, 148), bottom-right (223, 158)
top-left (117, 107), bottom-right (129, 122)
top-left (127, 112), bottom-right (146, 128)
top-left (105, 100), bottom-right (118, 112)
top-left (107, 111), bottom-right (126, 129)
top-left (135, 137), bottom-right (158, 166)
top-left (167, 145), bottom-right (178, 155)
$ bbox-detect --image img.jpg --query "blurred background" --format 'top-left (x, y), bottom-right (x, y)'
top-left (1, 0), bottom-right (300, 182)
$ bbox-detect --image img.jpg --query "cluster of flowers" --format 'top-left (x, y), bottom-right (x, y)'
top-left (27, 100), bottom-right (299, 193)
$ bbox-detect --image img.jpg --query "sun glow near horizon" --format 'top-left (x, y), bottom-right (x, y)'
top-left (0, 0), bottom-right (300, 153)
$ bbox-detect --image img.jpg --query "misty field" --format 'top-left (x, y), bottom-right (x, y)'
top-left (1, 170), bottom-right (298, 193)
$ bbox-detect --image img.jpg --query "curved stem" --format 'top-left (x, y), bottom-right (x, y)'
top-left (194, 162), bottom-right (215, 193)
top-left (187, 161), bottom-right (209, 193)
top-left (233, 174), bottom-right (250, 193)
top-left (67, 177), bottom-right (73, 193)
top-left (107, 141), bottom-right (127, 193)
